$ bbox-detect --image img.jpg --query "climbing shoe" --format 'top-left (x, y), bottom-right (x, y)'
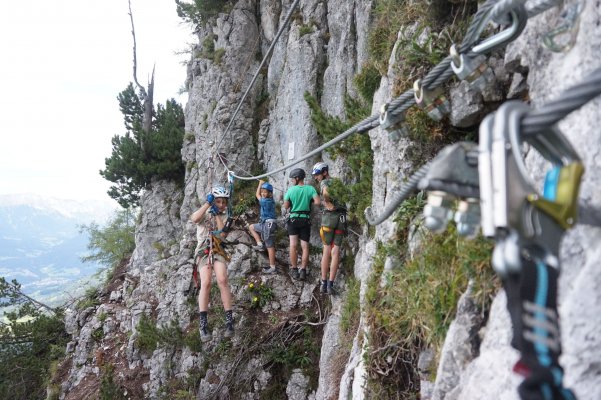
top-left (320, 280), bottom-right (328, 294)
top-left (290, 267), bottom-right (300, 280)
top-left (298, 268), bottom-right (307, 281)
top-left (199, 311), bottom-right (211, 342)
top-left (200, 327), bottom-right (212, 343)
top-left (326, 280), bottom-right (336, 295)
top-left (262, 266), bottom-right (277, 274)
top-left (224, 322), bottom-right (235, 339)
top-left (252, 243), bottom-right (266, 252)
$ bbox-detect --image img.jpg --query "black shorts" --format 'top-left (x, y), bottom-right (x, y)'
top-left (286, 217), bottom-right (311, 242)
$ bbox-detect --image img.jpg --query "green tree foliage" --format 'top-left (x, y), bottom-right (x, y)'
top-left (0, 278), bottom-right (68, 400)
top-left (100, 83), bottom-right (185, 208)
top-left (304, 93), bottom-right (373, 224)
top-left (175, 0), bottom-right (234, 27)
top-left (80, 208), bottom-right (137, 278)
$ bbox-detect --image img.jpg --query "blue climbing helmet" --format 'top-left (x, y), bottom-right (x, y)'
top-left (261, 182), bottom-right (274, 192)
top-left (311, 162), bottom-right (328, 176)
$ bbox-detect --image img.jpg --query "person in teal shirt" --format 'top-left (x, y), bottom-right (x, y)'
top-left (283, 168), bottom-right (320, 281)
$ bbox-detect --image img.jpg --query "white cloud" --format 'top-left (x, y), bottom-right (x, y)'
top-left (0, 0), bottom-right (193, 202)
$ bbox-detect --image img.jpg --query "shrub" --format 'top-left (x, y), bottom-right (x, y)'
top-left (245, 279), bottom-right (274, 309)
top-left (364, 228), bottom-right (497, 397)
top-left (304, 93), bottom-right (373, 224)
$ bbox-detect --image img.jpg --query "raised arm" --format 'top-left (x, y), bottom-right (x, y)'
top-left (256, 180), bottom-right (264, 200)
top-left (190, 201), bottom-right (211, 224)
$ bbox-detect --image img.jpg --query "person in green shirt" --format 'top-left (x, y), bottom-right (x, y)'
top-left (312, 162), bottom-right (347, 295)
top-left (283, 168), bottom-right (320, 281)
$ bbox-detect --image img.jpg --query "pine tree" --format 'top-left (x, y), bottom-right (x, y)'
top-left (100, 84), bottom-right (185, 208)
top-left (0, 278), bottom-right (68, 400)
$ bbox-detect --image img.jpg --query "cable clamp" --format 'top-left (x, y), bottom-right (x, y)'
top-left (379, 103), bottom-right (408, 141)
top-left (413, 79), bottom-right (450, 121)
top-left (450, 44), bottom-right (494, 91)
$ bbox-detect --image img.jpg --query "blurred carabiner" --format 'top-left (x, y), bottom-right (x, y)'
top-left (472, 8), bottom-right (528, 55)
top-left (542, 0), bottom-right (583, 53)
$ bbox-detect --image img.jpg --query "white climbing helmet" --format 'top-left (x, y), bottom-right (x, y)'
top-left (311, 162), bottom-right (328, 176)
top-left (211, 186), bottom-right (230, 198)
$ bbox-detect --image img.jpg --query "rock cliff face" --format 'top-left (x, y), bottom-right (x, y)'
top-left (58, 1), bottom-right (600, 399)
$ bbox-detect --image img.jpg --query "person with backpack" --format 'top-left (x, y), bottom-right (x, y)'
top-left (283, 168), bottom-right (320, 281)
top-left (311, 162), bottom-right (347, 295)
top-left (190, 186), bottom-right (235, 342)
top-left (249, 180), bottom-right (278, 274)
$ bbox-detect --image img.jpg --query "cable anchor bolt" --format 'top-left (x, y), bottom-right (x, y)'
top-left (450, 44), bottom-right (494, 91)
top-left (454, 198), bottom-right (481, 239)
top-left (423, 191), bottom-right (455, 233)
top-left (413, 79), bottom-right (450, 121)
top-left (379, 103), bottom-right (408, 141)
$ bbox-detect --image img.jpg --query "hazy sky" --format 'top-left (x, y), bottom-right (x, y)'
top-left (0, 0), bottom-right (193, 204)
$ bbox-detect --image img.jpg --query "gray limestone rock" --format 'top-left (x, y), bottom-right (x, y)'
top-left (431, 282), bottom-right (483, 400)
top-left (450, 81), bottom-right (484, 128)
top-left (286, 368), bottom-right (313, 400)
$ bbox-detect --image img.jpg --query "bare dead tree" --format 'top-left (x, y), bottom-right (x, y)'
top-left (128, 0), bottom-right (155, 144)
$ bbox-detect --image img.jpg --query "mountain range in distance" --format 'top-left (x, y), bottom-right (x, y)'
top-left (0, 194), bottom-right (118, 307)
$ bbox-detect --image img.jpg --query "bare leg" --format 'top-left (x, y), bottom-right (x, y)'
top-left (213, 261), bottom-right (232, 310)
top-left (249, 224), bottom-right (262, 245)
top-left (300, 240), bottom-right (310, 268)
top-left (267, 247), bottom-right (276, 266)
top-left (321, 244), bottom-right (332, 280)
top-left (198, 262), bottom-right (212, 311)
top-left (329, 244), bottom-right (340, 281)
top-left (289, 235), bottom-right (299, 268)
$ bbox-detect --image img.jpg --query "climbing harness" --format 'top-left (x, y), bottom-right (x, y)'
top-left (363, 65), bottom-right (601, 397)
top-left (478, 100), bottom-right (581, 400)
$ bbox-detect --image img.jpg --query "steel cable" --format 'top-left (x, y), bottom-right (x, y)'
top-left (214, 0), bottom-right (301, 153)
top-left (224, 0), bottom-right (504, 180)
top-left (367, 67), bottom-right (601, 225)
top-left (522, 67), bottom-right (601, 135)
top-left (219, 0), bottom-right (549, 182)
top-left (229, 114), bottom-right (380, 180)
top-left (364, 162), bottom-right (432, 226)
top-left (526, 0), bottom-right (561, 18)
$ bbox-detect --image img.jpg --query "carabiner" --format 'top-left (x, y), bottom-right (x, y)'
top-left (542, 0), bottom-right (583, 53)
top-left (472, 9), bottom-right (527, 55)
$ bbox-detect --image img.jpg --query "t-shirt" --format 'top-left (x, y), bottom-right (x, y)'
top-left (320, 178), bottom-right (346, 212)
top-left (259, 197), bottom-right (276, 221)
top-left (284, 184), bottom-right (318, 218)
top-left (194, 210), bottom-right (225, 254)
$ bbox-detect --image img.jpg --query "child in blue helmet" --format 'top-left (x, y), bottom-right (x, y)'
top-left (249, 180), bottom-right (278, 273)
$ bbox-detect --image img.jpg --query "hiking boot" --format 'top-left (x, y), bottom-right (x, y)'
top-left (320, 280), bottom-right (328, 294)
top-left (200, 327), bottom-right (212, 343)
top-left (290, 267), bottom-right (300, 280)
top-left (224, 322), bottom-right (235, 339)
top-left (262, 266), bottom-right (277, 274)
top-left (298, 268), bottom-right (307, 281)
top-left (326, 281), bottom-right (336, 295)
top-left (252, 243), bottom-right (266, 252)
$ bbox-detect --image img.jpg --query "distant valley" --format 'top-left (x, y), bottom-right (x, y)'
top-left (0, 194), bottom-right (117, 306)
